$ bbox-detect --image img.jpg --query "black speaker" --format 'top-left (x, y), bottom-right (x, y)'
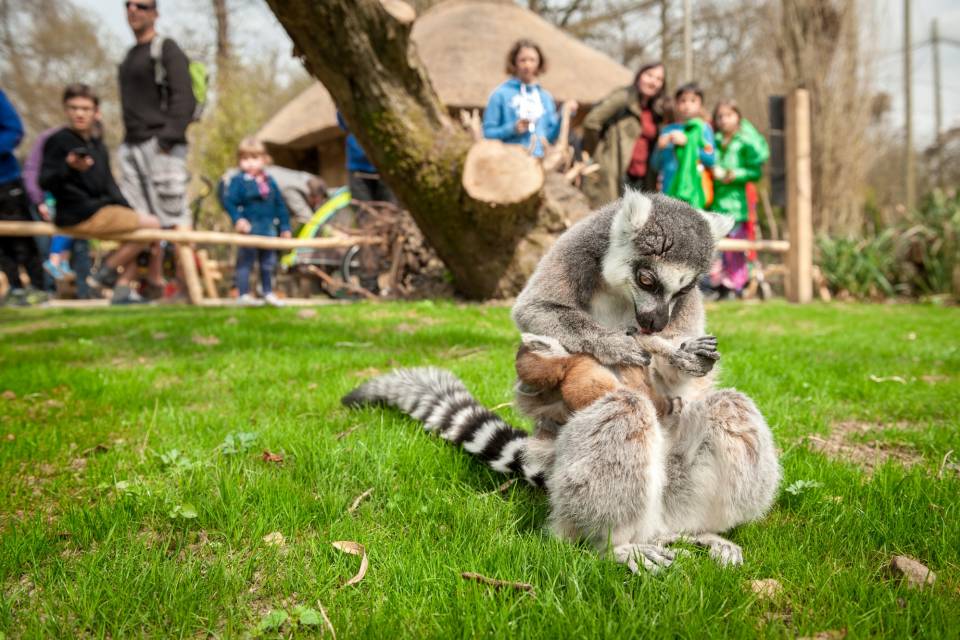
top-left (768, 96), bottom-right (786, 207)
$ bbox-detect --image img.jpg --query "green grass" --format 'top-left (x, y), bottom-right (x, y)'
top-left (1, 300), bottom-right (958, 638)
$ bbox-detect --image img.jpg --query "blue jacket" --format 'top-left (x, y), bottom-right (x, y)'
top-left (0, 89), bottom-right (25, 184)
top-left (224, 172), bottom-right (291, 238)
top-left (337, 112), bottom-right (378, 174)
top-left (651, 120), bottom-right (716, 193)
top-left (482, 78), bottom-right (560, 158)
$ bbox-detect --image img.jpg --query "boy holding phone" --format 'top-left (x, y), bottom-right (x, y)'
top-left (40, 84), bottom-right (161, 304)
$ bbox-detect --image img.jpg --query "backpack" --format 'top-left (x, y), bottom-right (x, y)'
top-left (150, 35), bottom-right (207, 122)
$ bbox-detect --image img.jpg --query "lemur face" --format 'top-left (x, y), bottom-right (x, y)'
top-left (603, 190), bottom-right (730, 334)
top-left (630, 260), bottom-right (699, 333)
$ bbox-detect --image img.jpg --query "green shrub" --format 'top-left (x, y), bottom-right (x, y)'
top-left (896, 189), bottom-right (960, 298)
top-left (816, 230), bottom-right (902, 299)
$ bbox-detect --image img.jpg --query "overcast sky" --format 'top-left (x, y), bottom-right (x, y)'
top-left (75, 0), bottom-right (960, 147)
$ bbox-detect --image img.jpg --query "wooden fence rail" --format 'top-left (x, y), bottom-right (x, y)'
top-left (0, 220), bottom-right (383, 305)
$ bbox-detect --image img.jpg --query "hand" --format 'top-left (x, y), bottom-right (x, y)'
top-left (37, 203), bottom-right (51, 221)
top-left (515, 119), bottom-right (530, 134)
top-left (234, 218), bottom-right (251, 234)
top-left (280, 230), bottom-right (292, 238)
top-left (66, 152), bottom-right (94, 172)
top-left (658, 134), bottom-right (672, 149)
top-left (712, 166), bottom-right (728, 181)
top-left (668, 336), bottom-right (720, 377)
top-left (672, 131), bottom-right (688, 146)
top-left (563, 100), bottom-right (578, 115)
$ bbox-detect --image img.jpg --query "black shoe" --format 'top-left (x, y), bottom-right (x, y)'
top-left (87, 264), bottom-right (120, 290)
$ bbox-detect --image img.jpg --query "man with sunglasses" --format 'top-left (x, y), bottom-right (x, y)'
top-left (117, 0), bottom-right (196, 298)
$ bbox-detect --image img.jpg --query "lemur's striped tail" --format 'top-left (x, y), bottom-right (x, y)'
top-left (342, 368), bottom-right (545, 486)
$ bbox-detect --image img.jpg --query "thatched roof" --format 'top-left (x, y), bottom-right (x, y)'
top-left (259, 0), bottom-right (634, 149)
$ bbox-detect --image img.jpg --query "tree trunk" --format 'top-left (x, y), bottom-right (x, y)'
top-left (263, 0), bottom-right (589, 299)
top-left (211, 0), bottom-right (231, 88)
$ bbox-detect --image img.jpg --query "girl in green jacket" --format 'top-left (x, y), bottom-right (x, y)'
top-left (709, 99), bottom-right (769, 296)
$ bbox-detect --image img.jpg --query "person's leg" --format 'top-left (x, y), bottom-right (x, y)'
top-left (371, 178), bottom-right (397, 205)
top-left (72, 239), bottom-right (92, 298)
top-left (17, 237), bottom-right (44, 290)
top-left (258, 249), bottom-right (277, 295)
top-left (0, 236), bottom-right (21, 291)
top-left (236, 248), bottom-right (255, 297)
top-left (348, 172), bottom-right (374, 202)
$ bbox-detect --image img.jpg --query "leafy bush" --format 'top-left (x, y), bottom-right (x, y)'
top-left (896, 189), bottom-right (960, 298)
top-left (816, 230), bottom-right (902, 299)
top-left (816, 189), bottom-right (960, 300)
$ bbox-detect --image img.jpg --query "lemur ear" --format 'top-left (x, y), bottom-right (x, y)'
top-left (698, 209), bottom-right (736, 242)
top-left (612, 189), bottom-right (652, 239)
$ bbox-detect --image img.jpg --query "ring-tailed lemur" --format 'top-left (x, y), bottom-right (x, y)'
top-left (342, 191), bottom-right (781, 572)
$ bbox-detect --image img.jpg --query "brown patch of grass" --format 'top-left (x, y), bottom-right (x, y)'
top-left (806, 421), bottom-right (925, 473)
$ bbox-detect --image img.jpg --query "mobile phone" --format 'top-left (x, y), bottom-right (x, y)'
top-left (69, 147), bottom-right (92, 158)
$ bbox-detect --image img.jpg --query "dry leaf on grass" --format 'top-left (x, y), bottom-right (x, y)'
top-left (461, 572), bottom-right (534, 595)
top-left (225, 317), bottom-right (239, 325)
top-left (262, 450), bottom-right (284, 464)
top-left (332, 541), bottom-right (368, 587)
top-left (351, 367), bottom-right (382, 379)
top-left (889, 555), bottom-right (936, 589)
top-left (5, 434), bottom-right (14, 441)
top-left (191, 334), bottom-right (221, 346)
top-left (921, 375), bottom-right (949, 384)
top-left (494, 479), bottom-right (517, 494)
top-left (2, 390), bottom-right (16, 400)
top-left (263, 531), bottom-right (286, 548)
top-left (297, 309), bottom-right (318, 320)
top-left (151, 331), bottom-right (168, 341)
top-left (868, 375), bottom-right (907, 384)
top-left (749, 579), bottom-right (783, 599)
top-left (348, 488), bottom-right (374, 513)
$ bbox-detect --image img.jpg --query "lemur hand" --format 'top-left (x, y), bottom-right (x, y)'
top-left (589, 333), bottom-right (652, 367)
top-left (669, 335), bottom-right (720, 377)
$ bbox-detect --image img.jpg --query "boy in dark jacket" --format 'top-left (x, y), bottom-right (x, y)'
top-left (223, 137), bottom-right (291, 307)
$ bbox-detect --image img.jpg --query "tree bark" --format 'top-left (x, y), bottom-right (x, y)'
top-left (211, 0), bottom-right (230, 88)
top-left (263, 0), bottom-right (589, 299)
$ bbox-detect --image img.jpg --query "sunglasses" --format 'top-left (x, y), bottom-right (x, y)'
top-left (126, 1), bottom-right (156, 11)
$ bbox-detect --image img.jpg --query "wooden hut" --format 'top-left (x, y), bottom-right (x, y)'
top-left (258, 0), bottom-right (633, 186)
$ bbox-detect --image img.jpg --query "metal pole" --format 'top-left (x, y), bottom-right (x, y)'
top-left (932, 17), bottom-right (943, 187)
top-left (683, 0), bottom-right (692, 81)
top-left (904, 0), bottom-right (915, 210)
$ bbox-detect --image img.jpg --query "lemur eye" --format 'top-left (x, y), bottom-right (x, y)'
top-left (637, 271), bottom-right (655, 288)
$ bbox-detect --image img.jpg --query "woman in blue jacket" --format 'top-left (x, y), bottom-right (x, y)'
top-left (482, 39), bottom-right (572, 158)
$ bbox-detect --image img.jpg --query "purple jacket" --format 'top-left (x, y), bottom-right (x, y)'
top-left (22, 126), bottom-right (63, 206)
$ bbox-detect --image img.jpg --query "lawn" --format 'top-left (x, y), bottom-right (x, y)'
top-left (1, 300), bottom-right (958, 638)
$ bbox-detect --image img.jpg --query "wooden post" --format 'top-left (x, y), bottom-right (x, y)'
top-left (785, 88), bottom-right (813, 303)
top-left (196, 249), bottom-right (220, 300)
top-left (176, 244), bottom-right (204, 305)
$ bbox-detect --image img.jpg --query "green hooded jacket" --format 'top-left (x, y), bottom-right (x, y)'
top-left (666, 117), bottom-right (713, 209)
top-left (710, 119), bottom-right (769, 222)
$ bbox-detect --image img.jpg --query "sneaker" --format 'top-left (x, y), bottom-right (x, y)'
top-left (263, 293), bottom-right (285, 308)
top-left (43, 260), bottom-right (64, 280)
top-left (4, 288), bottom-right (28, 307)
top-left (23, 288), bottom-right (50, 306)
top-left (237, 293), bottom-right (264, 307)
top-left (87, 264), bottom-right (120, 290)
top-left (111, 285), bottom-right (148, 305)
top-left (59, 262), bottom-right (75, 279)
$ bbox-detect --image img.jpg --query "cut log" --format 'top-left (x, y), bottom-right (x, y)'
top-left (462, 140), bottom-right (544, 206)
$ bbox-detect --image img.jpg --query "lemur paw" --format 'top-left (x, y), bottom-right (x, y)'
top-left (613, 543), bottom-right (677, 574)
top-left (681, 533), bottom-right (743, 567)
top-left (669, 336), bottom-right (720, 377)
top-left (594, 335), bottom-right (652, 367)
